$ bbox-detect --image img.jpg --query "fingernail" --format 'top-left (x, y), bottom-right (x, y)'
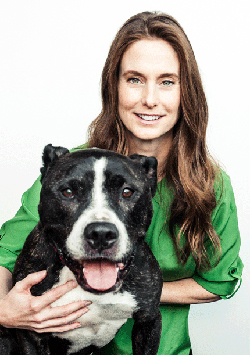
top-left (81, 307), bottom-right (89, 314)
top-left (85, 301), bottom-right (92, 306)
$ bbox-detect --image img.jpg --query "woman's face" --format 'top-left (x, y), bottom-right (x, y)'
top-left (118, 39), bottom-right (180, 145)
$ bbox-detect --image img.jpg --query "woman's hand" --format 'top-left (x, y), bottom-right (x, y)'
top-left (0, 270), bottom-right (90, 333)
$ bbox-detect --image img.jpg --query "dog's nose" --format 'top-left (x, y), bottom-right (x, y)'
top-left (84, 222), bottom-right (118, 252)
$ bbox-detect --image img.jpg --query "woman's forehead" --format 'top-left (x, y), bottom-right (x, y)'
top-left (120, 39), bottom-right (180, 77)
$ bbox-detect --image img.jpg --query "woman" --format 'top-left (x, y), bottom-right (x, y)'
top-left (0, 12), bottom-right (243, 355)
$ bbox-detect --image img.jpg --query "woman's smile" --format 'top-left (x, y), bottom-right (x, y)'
top-left (134, 113), bottom-right (163, 122)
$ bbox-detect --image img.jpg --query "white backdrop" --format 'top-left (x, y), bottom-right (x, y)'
top-left (0, 1), bottom-right (249, 354)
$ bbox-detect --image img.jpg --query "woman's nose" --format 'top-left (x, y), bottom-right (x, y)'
top-left (141, 83), bottom-right (159, 108)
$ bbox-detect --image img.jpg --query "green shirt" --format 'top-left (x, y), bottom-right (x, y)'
top-left (0, 150), bottom-right (243, 355)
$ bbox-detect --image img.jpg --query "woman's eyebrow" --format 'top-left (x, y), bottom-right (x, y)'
top-left (121, 70), bottom-right (144, 77)
top-left (158, 73), bottom-right (179, 80)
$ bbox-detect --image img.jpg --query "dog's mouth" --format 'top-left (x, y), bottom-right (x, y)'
top-left (80, 259), bottom-right (126, 292)
top-left (52, 243), bottom-right (134, 293)
top-left (64, 255), bottom-right (133, 293)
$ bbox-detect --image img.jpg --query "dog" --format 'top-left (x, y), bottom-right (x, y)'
top-left (0, 145), bottom-right (163, 355)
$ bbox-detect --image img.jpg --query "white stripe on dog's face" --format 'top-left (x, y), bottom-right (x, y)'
top-left (92, 157), bottom-right (106, 213)
top-left (66, 157), bottom-right (131, 261)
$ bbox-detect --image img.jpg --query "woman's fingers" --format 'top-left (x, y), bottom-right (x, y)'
top-left (30, 305), bottom-right (89, 332)
top-left (47, 300), bottom-right (91, 319)
top-left (30, 280), bottom-right (78, 311)
top-left (32, 321), bottom-right (83, 333)
top-left (15, 270), bottom-right (47, 293)
top-left (19, 321), bottom-right (83, 333)
top-left (31, 300), bottom-right (91, 324)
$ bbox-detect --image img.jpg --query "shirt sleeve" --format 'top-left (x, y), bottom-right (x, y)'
top-left (192, 171), bottom-right (243, 299)
top-left (0, 177), bottom-right (41, 273)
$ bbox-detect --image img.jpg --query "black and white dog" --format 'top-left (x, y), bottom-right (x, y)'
top-left (0, 145), bottom-right (163, 355)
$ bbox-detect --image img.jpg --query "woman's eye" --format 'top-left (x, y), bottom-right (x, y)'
top-left (122, 188), bottom-right (134, 198)
top-left (62, 188), bottom-right (74, 199)
top-left (128, 77), bottom-right (141, 84)
top-left (162, 80), bottom-right (174, 86)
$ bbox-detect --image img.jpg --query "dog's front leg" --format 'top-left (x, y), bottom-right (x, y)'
top-left (16, 330), bottom-right (50, 355)
top-left (132, 310), bottom-right (162, 355)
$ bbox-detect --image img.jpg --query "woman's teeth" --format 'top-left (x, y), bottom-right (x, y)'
top-left (136, 114), bottom-right (161, 121)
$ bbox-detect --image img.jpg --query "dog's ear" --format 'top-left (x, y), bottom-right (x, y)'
top-left (129, 154), bottom-right (158, 197)
top-left (40, 144), bottom-right (69, 182)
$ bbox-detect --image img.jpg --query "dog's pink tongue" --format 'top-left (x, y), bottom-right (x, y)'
top-left (83, 260), bottom-right (117, 291)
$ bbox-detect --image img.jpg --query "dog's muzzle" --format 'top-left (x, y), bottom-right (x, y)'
top-left (52, 221), bottom-right (134, 294)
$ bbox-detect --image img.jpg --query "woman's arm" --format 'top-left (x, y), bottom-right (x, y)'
top-left (0, 266), bottom-right (90, 333)
top-left (161, 278), bottom-right (221, 304)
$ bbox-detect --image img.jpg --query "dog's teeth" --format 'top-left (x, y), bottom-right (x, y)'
top-left (117, 263), bottom-right (125, 270)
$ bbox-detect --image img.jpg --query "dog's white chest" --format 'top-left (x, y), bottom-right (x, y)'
top-left (52, 267), bottom-right (137, 354)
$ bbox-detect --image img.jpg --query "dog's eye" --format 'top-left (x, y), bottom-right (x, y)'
top-left (62, 188), bottom-right (74, 199)
top-left (122, 188), bottom-right (134, 198)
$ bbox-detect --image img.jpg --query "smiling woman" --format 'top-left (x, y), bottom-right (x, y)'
top-left (85, 12), bottom-right (243, 354)
top-left (118, 39), bottom-right (180, 149)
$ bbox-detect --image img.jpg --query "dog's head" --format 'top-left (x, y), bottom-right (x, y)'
top-left (39, 144), bottom-right (157, 293)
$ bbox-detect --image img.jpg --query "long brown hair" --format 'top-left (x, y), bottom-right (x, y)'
top-left (87, 11), bottom-right (221, 270)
